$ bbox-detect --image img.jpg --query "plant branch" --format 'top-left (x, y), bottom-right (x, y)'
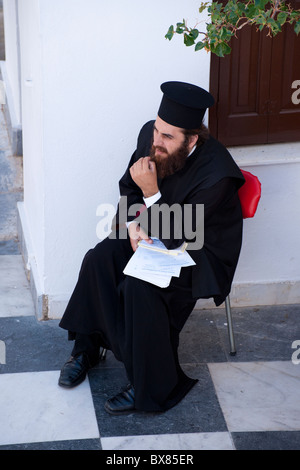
top-left (165, 0), bottom-right (300, 57)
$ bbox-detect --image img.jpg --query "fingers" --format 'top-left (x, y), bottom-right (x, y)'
top-left (128, 223), bottom-right (152, 252)
top-left (130, 236), bottom-right (139, 252)
top-left (136, 225), bottom-right (152, 242)
top-left (129, 157), bottom-right (158, 199)
top-left (128, 222), bottom-right (140, 240)
top-left (131, 157), bottom-right (152, 173)
top-left (148, 160), bottom-right (156, 173)
top-left (128, 224), bottom-right (140, 252)
top-left (143, 156), bottom-right (151, 169)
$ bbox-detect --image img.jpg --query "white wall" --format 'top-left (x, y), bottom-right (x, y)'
top-left (15, 0), bottom-right (211, 317)
top-left (2, 0), bottom-right (21, 124)
top-left (17, 0), bottom-right (45, 290)
top-left (229, 144), bottom-right (300, 307)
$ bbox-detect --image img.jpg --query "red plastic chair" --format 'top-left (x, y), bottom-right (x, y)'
top-left (225, 169), bottom-right (261, 355)
top-left (238, 170), bottom-right (262, 219)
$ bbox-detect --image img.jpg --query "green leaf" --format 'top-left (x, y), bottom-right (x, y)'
top-left (190, 29), bottom-right (199, 40)
top-left (214, 42), bottom-right (232, 57)
top-left (208, 1), bottom-right (222, 15)
top-left (295, 20), bottom-right (300, 35)
top-left (264, 7), bottom-right (272, 18)
top-left (277, 11), bottom-right (288, 25)
top-left (267, 17), bottom-right (281, 34)
top-left (246, 4), bottom-right (259, 19)
top-left (220, 26), bottom-right (232, 41)
top-left (223, 1), bottom-right (234, 13)
top-left (236, 2), bottom-right (246, 15)
top-left (165, 25), bottom-right (174, 41)
top-left (255, 0), bottom-right (269, 9)
top-left (256, 15), bottom-right (267, 25)
top-left (195, 41), bottom-right (206, 51)
top-left (199, 2), bottom-right (209, 14)
top-left (176, 21), bottom-right (186, 34)
top-left (206, 23), bottom-right (218, 35)
top-left (228, 11), bottom-right (239, 23)
top-left (184, 33), bottom-right (196, 47)
top-left (291, 11), bottom-right (300, 20)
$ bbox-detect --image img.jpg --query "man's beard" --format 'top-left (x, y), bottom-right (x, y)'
top-left (149, 138), bottom-right (190, 179)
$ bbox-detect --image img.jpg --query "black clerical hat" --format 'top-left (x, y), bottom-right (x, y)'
top-left (158, 81), bottom-right (214, 129)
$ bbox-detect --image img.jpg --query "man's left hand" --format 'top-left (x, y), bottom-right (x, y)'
top-left (130, 157), bottom-right (159, 198)
top-left (128, 222), bottom-right (153, 252)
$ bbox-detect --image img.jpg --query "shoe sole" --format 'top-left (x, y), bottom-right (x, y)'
top-left (58, 372), bottom-right (87, 389)
top-left (104, 402), bottom-right (136, 416)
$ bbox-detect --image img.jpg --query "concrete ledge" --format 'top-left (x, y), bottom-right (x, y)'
top-left (229, 141), bottom-right (300, 168)
top-left (196, 279), bottom-right (300, 309)
top-left (17, 201), bottom-right (47, 321)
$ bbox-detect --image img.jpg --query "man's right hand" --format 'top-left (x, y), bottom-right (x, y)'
top-left (128, 222), bottom-right (153, 252)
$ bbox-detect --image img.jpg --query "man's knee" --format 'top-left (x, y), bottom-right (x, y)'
top-left (123, 276), bottom-right (160, 307)
top-left (124, 275), bottom-right (149, 292)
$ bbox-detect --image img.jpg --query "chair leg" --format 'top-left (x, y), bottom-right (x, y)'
top-left (225, 295), bottom-right (237, 356)
top-left (99, 347), bottom-right (107, 361)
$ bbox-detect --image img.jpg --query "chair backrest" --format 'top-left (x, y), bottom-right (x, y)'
top-left (238, 169), bottom-right (261, 219)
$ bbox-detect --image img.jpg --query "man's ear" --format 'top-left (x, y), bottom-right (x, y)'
top-left (189, 134), bottom-right (198, 149)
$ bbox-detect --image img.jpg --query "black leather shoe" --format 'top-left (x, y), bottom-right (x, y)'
top-left (104, 384), bottom-right (135, 415)
top-left (58, 353), bottom-right (92, 388)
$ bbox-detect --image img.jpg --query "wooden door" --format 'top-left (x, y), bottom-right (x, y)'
top-left (209, 0), bottom-right (300, 146)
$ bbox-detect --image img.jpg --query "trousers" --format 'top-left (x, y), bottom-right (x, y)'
top-left (59, 236), bottom-right (197, 411)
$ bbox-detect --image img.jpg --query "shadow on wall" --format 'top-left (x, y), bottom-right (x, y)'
top-left (0, 0), bottom-right (5, 61)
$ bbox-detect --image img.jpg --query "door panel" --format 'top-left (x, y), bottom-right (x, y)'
top-left (268, 18), bottom-right (300, 142)
top-left (209, 1), bottom-right (300, 146)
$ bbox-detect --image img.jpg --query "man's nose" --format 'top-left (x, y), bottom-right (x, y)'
top-left (153, 133), bottom-right (163, 147)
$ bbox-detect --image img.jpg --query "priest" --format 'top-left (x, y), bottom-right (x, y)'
top-left (58, 81), bottom-right (245, 415)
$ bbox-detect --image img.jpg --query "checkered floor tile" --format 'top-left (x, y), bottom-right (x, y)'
top-left (0, 289), bottom-right (300, 450)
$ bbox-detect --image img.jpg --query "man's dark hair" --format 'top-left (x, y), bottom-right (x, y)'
top-left (183, 123), bottom-right (209, 147)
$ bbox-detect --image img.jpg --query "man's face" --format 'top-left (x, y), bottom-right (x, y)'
top-left (152, 116), bottom-right (186, 157)
top-left (150, 116), bottom-right (196, 179)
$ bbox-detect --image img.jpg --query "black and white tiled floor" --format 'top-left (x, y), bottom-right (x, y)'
top-left (1, 252), bottom-right (300, 451)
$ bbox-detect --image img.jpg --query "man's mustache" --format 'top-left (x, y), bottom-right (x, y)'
top-left (151, 145), bottom-right (168, 155)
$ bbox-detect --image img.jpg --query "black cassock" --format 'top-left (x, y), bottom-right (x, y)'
top-left (59, 120), bottom-right (245, 412)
